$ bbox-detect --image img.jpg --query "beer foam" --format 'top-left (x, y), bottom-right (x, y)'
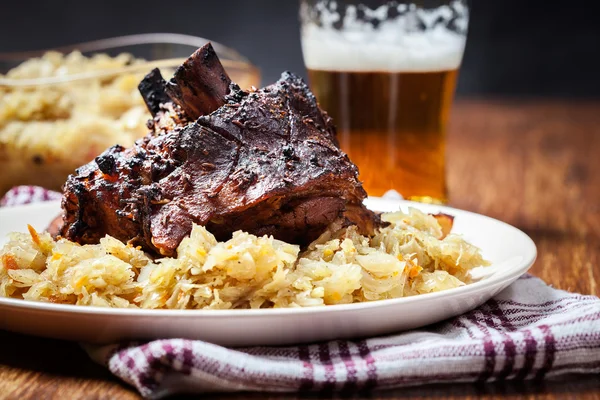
top-left (301, 2), bottom-right (467, 72)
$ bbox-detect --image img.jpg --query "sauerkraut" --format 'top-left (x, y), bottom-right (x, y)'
top-left (0, 208), bottom-right (488, 309)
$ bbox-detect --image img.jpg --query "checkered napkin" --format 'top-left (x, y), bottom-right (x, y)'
top-left (3, 186), bottom-right (600, 399)
top-left (0, 185), bottom-right (62, 207)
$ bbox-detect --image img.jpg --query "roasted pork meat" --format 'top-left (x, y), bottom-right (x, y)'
top-left (60, 43), bottom-right (381, 256)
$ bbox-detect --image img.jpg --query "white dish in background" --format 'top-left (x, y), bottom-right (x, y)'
top-left (0, 198), bottom-right (536, 346)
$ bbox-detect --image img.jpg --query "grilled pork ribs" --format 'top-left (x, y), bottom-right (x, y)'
top-left (60, 43), bottom-right (380, 256)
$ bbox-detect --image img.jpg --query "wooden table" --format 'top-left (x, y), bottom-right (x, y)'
top-left (1, 100), bottom-right (599, 399)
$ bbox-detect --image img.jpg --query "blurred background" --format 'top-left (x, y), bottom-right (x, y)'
top-left (1, 0), bottom-right (599, 97)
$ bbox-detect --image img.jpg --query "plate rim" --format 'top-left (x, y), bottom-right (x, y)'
top-left (0, 199), bottom-right (537, 318)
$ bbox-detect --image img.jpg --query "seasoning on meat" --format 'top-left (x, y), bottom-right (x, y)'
top-left (60, 43), bottom-right (381, 256)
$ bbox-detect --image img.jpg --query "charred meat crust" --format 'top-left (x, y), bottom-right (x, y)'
top-left (138, 68), bottom-right (171, 116)
top-left (165, 43), bottom-right (232, 120)
top-left (61, 44), bottom-right (381, 256)
top-left (138, 43), bottom-right (232, 121)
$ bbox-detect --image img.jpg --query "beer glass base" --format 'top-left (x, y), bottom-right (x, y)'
top-left (406, 195), bottom-right (447, 205)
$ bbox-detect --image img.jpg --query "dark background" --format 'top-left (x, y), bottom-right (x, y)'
top-left (1, 0), bottom-right (599, 97)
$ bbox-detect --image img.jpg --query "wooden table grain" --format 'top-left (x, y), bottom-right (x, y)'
top-left (1, 100), bottom-right (599, 399)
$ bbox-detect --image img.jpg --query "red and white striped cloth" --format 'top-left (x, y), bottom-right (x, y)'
top-left (86, 277), bottom-right (600, 398)
top-left (0, 185), bottom-right (62, 207)
top-left (3, 186), bottom-right (600, 399)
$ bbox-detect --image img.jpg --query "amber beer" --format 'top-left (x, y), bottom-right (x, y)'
top-left (300, 0), bottom-right (468, 202)
top-left (307, 68), bottom-right (458, 202)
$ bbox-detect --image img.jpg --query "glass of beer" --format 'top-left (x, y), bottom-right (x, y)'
top-left (300, 0), bottom-right (468, 203)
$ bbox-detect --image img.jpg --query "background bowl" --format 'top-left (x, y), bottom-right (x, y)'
top-left (0, 33), bottom-right (260, 195)
top-left (0, 33), bottom-right (260, 89)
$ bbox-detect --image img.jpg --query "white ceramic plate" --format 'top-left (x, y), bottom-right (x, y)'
top-left (0, 198), bottom-right (536, 346)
